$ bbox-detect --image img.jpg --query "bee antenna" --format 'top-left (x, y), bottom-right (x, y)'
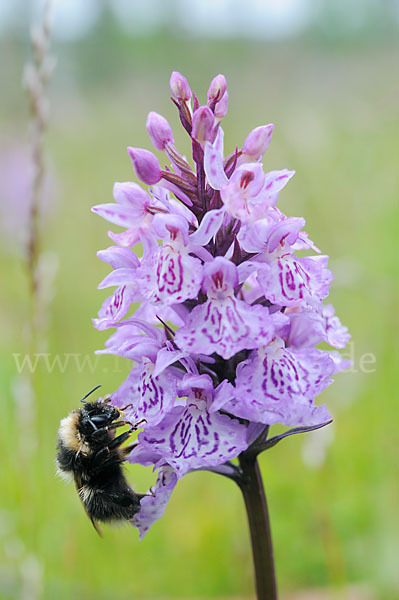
top-left (81, 384), bottom-right (102, 403)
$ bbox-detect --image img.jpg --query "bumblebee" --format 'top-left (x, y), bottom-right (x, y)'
top-left (56, 386), bottom-right (144, 535)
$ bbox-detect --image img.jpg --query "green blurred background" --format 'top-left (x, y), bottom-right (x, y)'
top-left (0, 1), bottom-right (398, 598)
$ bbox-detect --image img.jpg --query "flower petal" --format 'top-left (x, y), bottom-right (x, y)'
top-left (153, 346), bottom-right (187, 378)
top-left (92, 285), bottom-right (136, 330)
top-left (97, 332), bottom-right (160, 360)
top-left (91, 203), bottom-right (141, 228)
top-left (322, 304), bottom-right (351, 349)
top-left (140, 247), bottom-right (203, 305)
top-left (266, 217), bottom-right (305, 253)
top-left (132, 467), bottom-right (178, 540)
top-left (204, 140), bottom-right (228, 190)
top-left (97, 246), bottom-right (139, 269)
top-left (263, 169), bottom-right (295, 196)
top-left (237, 220), bottom-right (269, 253)
top-left (112, 363), bottom-right (179, 427)
top-left (138, 405), bottom-right (248, 477)
top-left (328, 351), bottom-right (352, 372)
top-left (241, 124), bottom-right (274, 162)
top-left (189, 208), bottom-right (225, 246)
top-left (226, 340), bottom-right (334, 427)
top-left (175, 297), bottom-right (274, 359)
top-left (113, 181), bottom-right (150, 211)
top-left (210, 379), bottom-right (235, 412)
top-left (286, 309), bottom-right (325, 348)
top-left (256, 254), bottom-right (332, 306)
top-left (97, 267), bottom-right (139, 289)
top-left (108, 228), bottom-right (142, 247)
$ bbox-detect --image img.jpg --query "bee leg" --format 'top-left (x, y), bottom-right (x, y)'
top-left (91, 440), bottom-right (130, 468)
top-left (107, 420), bottom-right (130, 431)
top-left (90, 419), bottom-right (129, 440)
top-left (130, 418), bottom-right (146, 431)
top-left (120, 442), bottom-right (138, 456)
top-left (90, 428), bottom-right (108, 442)
top-left (92, 446), bottom-right (109, 468)
top-left (107, 431), bottom-right (130, 450)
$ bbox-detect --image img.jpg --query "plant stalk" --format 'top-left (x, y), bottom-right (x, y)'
top-left (238, 454), bottom-right (277, 600)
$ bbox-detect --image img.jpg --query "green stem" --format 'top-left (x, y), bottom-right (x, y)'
top-left (238, 454), bottom-right (277, 600)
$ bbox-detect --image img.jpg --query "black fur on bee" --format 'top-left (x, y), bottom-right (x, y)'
top-left (56, 386), bottom-right (144, 535)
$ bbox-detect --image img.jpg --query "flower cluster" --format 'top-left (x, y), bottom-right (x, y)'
top-left (92, 72), bottom-right (350, 538)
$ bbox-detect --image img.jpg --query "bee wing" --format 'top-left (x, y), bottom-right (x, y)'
top-left (73, 473), bottom-right (104, 537)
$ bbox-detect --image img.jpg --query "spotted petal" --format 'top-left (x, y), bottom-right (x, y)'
top-left (256, 254), bottom-right (333, 306)
top-left (137, 404), bottom-right (248, 477)
top-left (263, 169), bottom-right (295, 198)
top-left (175, 297), bottom-right (274, 359)
top-left (132, 466), bottom-right (178, 540)
top-left (225, 339), bottom-right (334, 427)
top-left (92, 285), bottom-right (136, 330)
top-left (112, 362), bottom-right (179, 427)
top-left (139, 246), bottom-right (203, 305)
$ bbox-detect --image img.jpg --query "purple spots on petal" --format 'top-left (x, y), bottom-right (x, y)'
top-left (175, 293), bottom-right (273, 360)
top-left (263, 255), bottom-right (316, 306)
top-left (229, 342), bottom-right (334, 427)
top-left (285, 268), bottom-right (296, 291)
top-left (147, 245), bottom-right (202, 305)
top-left (139, 403), bottom-right (248, 476)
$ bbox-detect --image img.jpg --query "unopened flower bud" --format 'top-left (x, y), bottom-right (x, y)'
top-left (242, 124), bottom-right (274, 159)
top-left (207, 74), bottom-right (227, 104)
top-left (214, 91), bottom-right (229, 120)
top-left (169, 71), bottom-right (192, 102)
top-left (146, 111), bottom-right (174, 151)
top-left (192, 106), bottom-right (214, 145)
top-left (127, 147), bottom-right (161, 185)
